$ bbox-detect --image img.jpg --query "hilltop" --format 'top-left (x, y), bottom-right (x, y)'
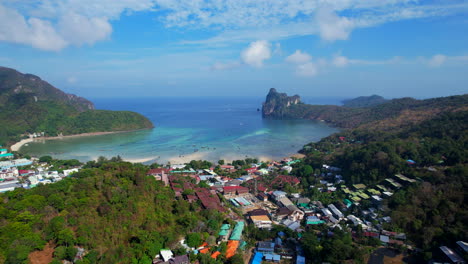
top-left (341, 94), bottom-right (388, 108)
top-left (0, 67), bottom-right (154, 146)
top-left (262, 88), bottom-right (468, 130)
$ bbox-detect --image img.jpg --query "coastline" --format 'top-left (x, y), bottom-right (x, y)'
top-left (10, 130), bottom-right (138, 152)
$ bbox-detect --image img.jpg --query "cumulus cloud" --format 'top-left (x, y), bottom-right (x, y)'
top-left (0, 1), bottom-right (152, 51)
top-left (58, 12), bottom-right (112, 46)
top-left (241, 40), bottom-right (271, 67)
top-left (0, 4), bottom-right (67, 51)
top-left (315, 7), bottom-right (355, 41)
top-left (428, 54), bottom-right (447, 67)
top-left (286, 50), bottom-right (312, 64)
top-left (1, 1), bottom-right (468, 50)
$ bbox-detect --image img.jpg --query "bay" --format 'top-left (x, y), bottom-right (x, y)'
top-left (19, 97), bottom-right (341, 164)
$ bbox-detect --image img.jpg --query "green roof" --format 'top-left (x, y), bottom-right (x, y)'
top-left (394, 174), bottom-right (416, 183)
top-left (367, 189), bottom-right (381, 195)
top-left (218, 230), bottom-right (229, 236)
top-left (0, 153), bottom-right (13, 158)
top-left (357, 191), bottom-right (370, 199)
top-left (353, 184), bottom-right (366, 189)
top-left (0, 149), bottom-right (7, 152)
top-left (376, 185), bottom-right (387, 191)
top-left (344, 199), bottom-right (352, 206)
top-left (229, 221), bottom-right (244, 240)
top-left (221, 224), bottom-right (230, 230)
top-left (307, 220), bottom-right (325, 225)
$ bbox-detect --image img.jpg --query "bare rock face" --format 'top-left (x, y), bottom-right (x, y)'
top-left (262, 88), bottom-right (301, 118)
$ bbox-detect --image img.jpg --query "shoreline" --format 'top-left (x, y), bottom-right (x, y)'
top-left (10, 130), bottom-right (141, 152)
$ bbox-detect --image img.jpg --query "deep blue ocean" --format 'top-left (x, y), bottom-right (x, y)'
top-left (20, 97), bottom-right (343, 163)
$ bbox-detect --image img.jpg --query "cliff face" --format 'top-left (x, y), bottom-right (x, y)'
top-left (261, 88), bottom-right (468, 130)
top-left (262, 88), bottom-right (301, 118)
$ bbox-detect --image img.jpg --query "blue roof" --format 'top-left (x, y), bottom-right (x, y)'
top-left (251, 252), bottom-right (263, 264)
top-left (296, 255), bottom-right (306, 264)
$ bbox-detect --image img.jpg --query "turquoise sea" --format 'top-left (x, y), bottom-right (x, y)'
top-left (19, 97), bottom-right (342, 164)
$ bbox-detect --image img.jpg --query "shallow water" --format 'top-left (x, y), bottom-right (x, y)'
top-left (20, 97), bottom-right (340, 164)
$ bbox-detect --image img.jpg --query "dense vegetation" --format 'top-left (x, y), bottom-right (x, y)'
top-left (0, 161), bottom-right (227, 264)
top-left (262, 88), bottom-right (468, 129)
top-left (341, 95), bottom-right (388, 108)
top-left (0, 66), bottom-right (153, 146)
top-left (298, 110), bottom-right (468, 257)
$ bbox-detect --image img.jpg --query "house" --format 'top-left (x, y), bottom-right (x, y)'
top-left (456, 241), bottom-right (468, 257)
top-left (264, 253), bottom-right (281, 263)
top-left (439, 246), bottom-right (466, 264)
top-left (328, 204), bottom-right (344, 219)
top-left (159, 249), bottom-right (173, 262)
top-left (169, 255), bottom-right (189, 264)
top-left (220, 165), bottom-right (235, 171)
top-left (257, 241), bottom-right (275, 254)
top-left (271, 175), bottom-right (300, 187)
top-left (321, 208), bottom-right (333, 218)
top-left (147, 168), bottom-right (170, 186)
top-left (250, 215), bottom-right (272, 229)
top-left (275, 207), bottom-right (292, 221)
top-left (0, 149), bottom-right (7, 155)
top-left (271, 190), bottom-right (287, 201)
top-left (306, 216), bottom-right (325, 225)
top-left (223, 186), bottom-right (249, 196)
top-left (218, 224), bottom-right (231, 241)
top-left (257, 192), bottom-right (268, 202)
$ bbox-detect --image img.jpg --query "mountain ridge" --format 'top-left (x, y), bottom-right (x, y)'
top-left (0, 66), bottom-right (154, 147)
top-left (262, 88), bottom-right (468, 130)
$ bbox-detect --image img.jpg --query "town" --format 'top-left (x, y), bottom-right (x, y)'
top-left (1, 146), bottom-right (466, 264)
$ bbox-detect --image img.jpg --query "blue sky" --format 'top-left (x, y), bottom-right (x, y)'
top-left (0, 0), bottom-right (468, 98)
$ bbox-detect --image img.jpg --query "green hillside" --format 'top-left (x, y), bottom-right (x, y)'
top-left (0, 67), bottom-right (153, 146)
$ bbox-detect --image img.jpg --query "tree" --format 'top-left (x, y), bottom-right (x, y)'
top-left (186, 233), bottom-right (202, 248)
top-left (39, 155), bottom-right (53, 163)
top-left (218, 160), bottom-right (225, 165)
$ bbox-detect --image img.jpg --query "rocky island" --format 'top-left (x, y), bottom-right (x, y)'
top-left (262, 88), bottom-right (468, 130)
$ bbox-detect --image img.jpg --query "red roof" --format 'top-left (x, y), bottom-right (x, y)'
top-left (220, 165), bottom-right (235, 169)
top-left (271, 175), bottom-right (300, 186)
top-left (147, 168), bottom-right (169, 175)
top-left (223, 186), bottom-right (249, 193)
top-left (363, 232), bottom-right (379, 237)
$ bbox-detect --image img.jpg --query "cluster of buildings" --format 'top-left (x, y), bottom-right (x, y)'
top-left (0, 155), bottom-right (80, 193)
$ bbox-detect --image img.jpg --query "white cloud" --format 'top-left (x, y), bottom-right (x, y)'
top-left (0, 1), bottom-right (153, 51)
top-left (2, 1), bottom-right (468, 50)
top-left (332, 55), bottom-right (349, 67)
top-left (241, 40), bottom-right (271, 67)
top-left (296, 62), bottom-right (318, 77)
top-left (0, 4), bottom-right (67, 51)
top-left (286, 50), bottom-right (312, 64)
top-left (58, 12), bottom-right (112, 46)
top-left (428, 54), bottom-right (447, 67)
top-left (315, 7), bottom-right (354, 41)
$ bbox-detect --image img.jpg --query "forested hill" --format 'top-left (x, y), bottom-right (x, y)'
top-left (299, 109), bottom-right (468, 255)
top-left (262, 88), bottom-right (468, 129)
top-left (0, 67), bottom-right (154, 146)
top-left (341, 94), bottom-right (388, 108)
